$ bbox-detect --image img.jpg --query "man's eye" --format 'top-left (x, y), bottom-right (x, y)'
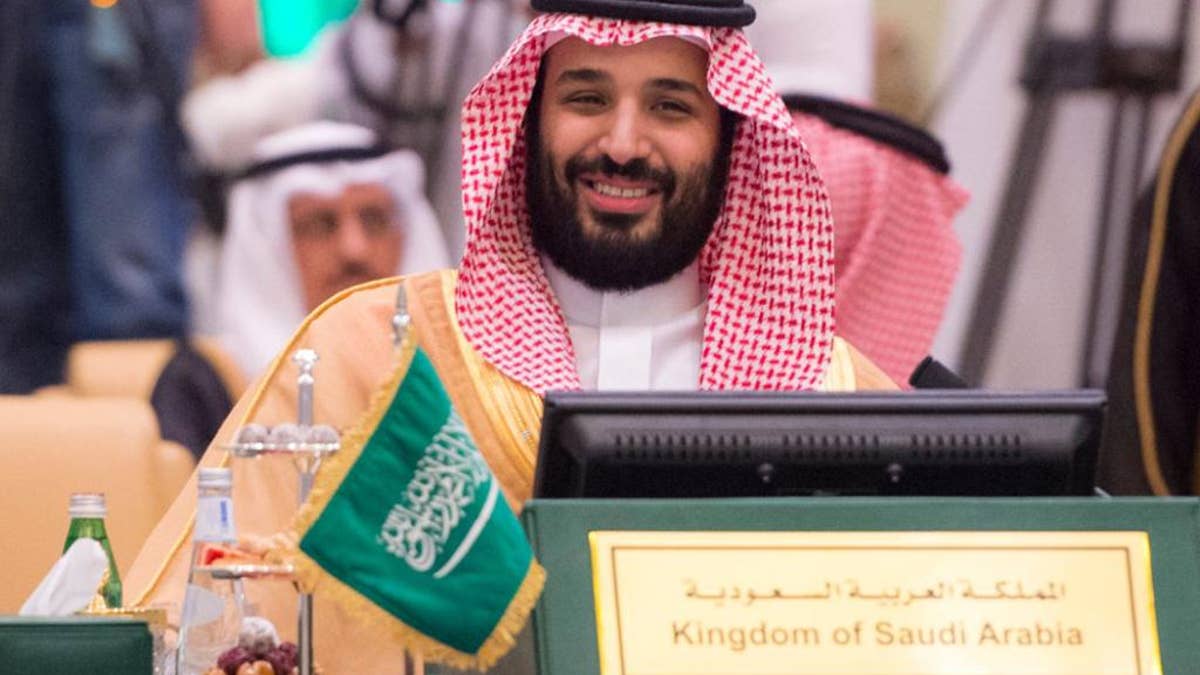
top-left (653, 99), bottom-right (692, 116)
top-left (294, 213), bottom-right (337, 238)
top-left (360, 207), bottom-right (393, 234)
top-left (564, 93), bottom-right (606, 108)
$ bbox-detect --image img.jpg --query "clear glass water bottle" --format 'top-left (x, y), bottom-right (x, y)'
top-left (63, 492), bottom-right (122, 608)
top-left (176, 468), bottom-right (245, 675)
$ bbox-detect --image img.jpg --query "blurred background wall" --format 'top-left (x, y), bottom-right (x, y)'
top-left (873, 0), bottom-right (1200, 389)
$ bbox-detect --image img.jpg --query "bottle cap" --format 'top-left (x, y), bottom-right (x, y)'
top-left (69, 492), bottom-right (107, 518)
top-left (198, 467), bottom-right (233, 489)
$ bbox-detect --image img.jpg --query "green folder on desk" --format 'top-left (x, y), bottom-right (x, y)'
top-left (0, 616), bottom-right (152, 674)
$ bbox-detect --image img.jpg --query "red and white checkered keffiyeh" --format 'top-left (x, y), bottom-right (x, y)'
top-left (455, 13), bottom-right (835, 394)
top-left (792, 112), bottom-right (968, 385)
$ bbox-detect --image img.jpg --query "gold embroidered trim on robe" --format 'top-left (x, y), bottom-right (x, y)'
top-left (1132, 89), bottom-right (1200, 496)
top-left (407, 270), bottom-right (544, 510)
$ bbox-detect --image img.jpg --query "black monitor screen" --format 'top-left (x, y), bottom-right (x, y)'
top-left (533, 390), bottom-right (1105, 498)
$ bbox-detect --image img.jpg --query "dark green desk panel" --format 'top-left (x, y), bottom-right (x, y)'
top-left (0, 615), bottom-right (153, 674)
top-left (523, 497), bottom-right (1200, 675)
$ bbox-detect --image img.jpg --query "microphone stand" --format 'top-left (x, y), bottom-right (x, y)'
top-left (957, 0), bottom-right (1189, 387)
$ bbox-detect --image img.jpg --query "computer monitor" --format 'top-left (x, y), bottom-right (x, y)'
top-left (533, 390), bottom-right (1105, 498)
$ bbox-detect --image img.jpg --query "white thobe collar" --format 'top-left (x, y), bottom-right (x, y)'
top-left (541, 255), bottom-right (707, 391)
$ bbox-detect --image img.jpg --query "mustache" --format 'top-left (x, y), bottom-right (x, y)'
top-left (333, 262), bottom-right (375, 281)
top-left (563, 155), bottom-right (676, 196)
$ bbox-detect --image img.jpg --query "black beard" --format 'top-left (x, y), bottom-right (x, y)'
top-left (525, 133), bottom-right (732, 292)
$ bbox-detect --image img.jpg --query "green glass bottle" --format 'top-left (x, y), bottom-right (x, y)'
top-left (62, 493), bottom-right (122, 608)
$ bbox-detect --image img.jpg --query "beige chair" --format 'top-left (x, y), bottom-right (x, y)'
top-left (63, 337), bottom-right (247, 402)
top-left (64, 340), bottom-right (177, 400)
top-left (0, 395), bottom-right (194, 613)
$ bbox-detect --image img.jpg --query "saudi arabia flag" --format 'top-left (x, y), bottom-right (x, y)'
top-left (288, 341), bottom-right (544, 670)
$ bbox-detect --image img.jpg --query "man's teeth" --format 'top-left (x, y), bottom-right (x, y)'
top-left (592, 182), bottom-right (650, 199)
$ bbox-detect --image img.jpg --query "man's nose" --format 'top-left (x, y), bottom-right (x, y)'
top-left (336, 216), bottom-right (372, 262)
top-left (596, 104), bottom-right (651, 166)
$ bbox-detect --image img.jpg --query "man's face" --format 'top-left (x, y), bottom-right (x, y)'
top-left (527, 37), bottom-right (730, 291)
top-left (288, 182), bottom-right (403, 310)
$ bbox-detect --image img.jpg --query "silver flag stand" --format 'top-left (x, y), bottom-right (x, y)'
top-left (223, 285), bottom-right (413, 674)
top-left (228, 348), bottom-right (339, 675)
top-left (292, 349), bottom-right (319, 675)
top-left (393, 286), bottom-right (417, 675)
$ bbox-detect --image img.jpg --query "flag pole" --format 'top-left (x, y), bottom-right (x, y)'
top-left (292, 349), bottom-right (321, 675)
top-left (392, 284), bottom-right (417, 675)
top-left (227, 351), bottom-right (341, 675)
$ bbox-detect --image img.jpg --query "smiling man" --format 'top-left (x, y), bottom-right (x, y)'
top-left (128, 2), bottom-right (895, 673)
top-left (445, 0), bottom-right (895, 398)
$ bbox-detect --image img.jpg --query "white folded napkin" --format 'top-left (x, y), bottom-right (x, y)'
top-left (19, 538), bottom-right (110, 616)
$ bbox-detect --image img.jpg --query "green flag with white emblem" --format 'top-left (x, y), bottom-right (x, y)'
top-left (288, 340), bottom-right (544, 670)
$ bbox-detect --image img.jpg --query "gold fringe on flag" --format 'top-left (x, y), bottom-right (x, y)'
top-left (277, 334), bottom-right (546, 671)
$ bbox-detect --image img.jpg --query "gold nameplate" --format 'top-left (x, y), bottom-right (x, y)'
top-left (589, 531), bottom-right (1160, 675)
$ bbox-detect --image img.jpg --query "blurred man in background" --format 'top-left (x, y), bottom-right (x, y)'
top-left (154, 121), bottom-right (450, 459)
top-left (1098, 88), bottom-right (1200, 496)
top-left (197, 121), bottom-right (450, 378)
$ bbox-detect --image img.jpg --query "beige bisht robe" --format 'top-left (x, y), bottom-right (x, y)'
top-left (126, 270), bottom-right (895, 674)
